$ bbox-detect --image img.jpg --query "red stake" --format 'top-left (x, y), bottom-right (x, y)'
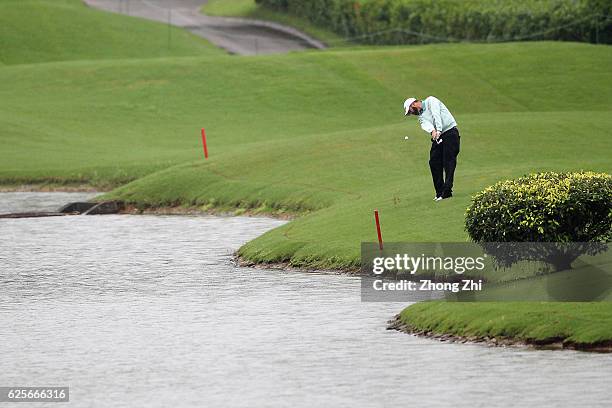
top-left (374, 210), bottom-right (383, 250)
top-left (201, 128), bottom-right (208, 159)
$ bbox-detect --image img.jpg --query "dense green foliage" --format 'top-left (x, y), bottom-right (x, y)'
top-left (256, 0), bottom-right (611, 45)
top-left (466, 172), bottom-right (612, 242)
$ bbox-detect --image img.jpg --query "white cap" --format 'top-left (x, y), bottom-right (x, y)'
top-left (404, 98), bottom-right (416, 115)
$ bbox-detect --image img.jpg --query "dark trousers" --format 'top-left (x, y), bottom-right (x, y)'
top-left (429, 127), bottom-right (460, 198)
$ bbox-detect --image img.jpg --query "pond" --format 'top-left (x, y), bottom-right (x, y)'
top-left (1, 193), bottom-right (611, 407)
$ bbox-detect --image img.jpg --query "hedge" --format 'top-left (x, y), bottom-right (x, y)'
top-left (255, 0), bottom-right (611, 44)
top-left (465, 171), bottom-right (612, 270)
top-left (465, 171), bottom-right (612, 242)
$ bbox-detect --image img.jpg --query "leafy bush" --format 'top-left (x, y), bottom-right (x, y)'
top-left (255, 0), bottom-right (611, 44)
top-left (465, 171), bottom-right (612, 270)
top-left (466, 171), bottom-right (612, 242)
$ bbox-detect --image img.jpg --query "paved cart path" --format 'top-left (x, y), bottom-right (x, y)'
top-left (83, 0), bottom-right (326, 55)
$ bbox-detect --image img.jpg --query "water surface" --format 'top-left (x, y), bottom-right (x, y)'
top-left (0, 192), bottom-right (96, 214)
top-left (1, 193), bottom-right (611, 407)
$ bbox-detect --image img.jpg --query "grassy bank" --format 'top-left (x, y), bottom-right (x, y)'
top-left (395, 302), bottom-right (612, 350)
top-left (201, 0), bottom-right (345, 45)
top-left (102, 42), bottom-right (610, 269)
top-left (2, 40), bottom-right (611, 267)
top-left (0, 0), bottom-right (222, 188)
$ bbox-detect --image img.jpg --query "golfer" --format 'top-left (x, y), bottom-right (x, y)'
top-left (404, 96), bottom-right (460, 201)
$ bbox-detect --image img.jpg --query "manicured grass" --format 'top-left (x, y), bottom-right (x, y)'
top-left (399, 302), bottom-right (612, 347)
top-left (2, 42), bottom-right (611, 267)
top-left (0, 0), bottom-right (222, 65)
top-left (94, 42), bottom-right (610, 269)
top-left (201, 0), bottom-right (346, 46)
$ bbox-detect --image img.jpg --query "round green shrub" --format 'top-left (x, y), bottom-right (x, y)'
top-left (465, 171), bottom-right (612, 243)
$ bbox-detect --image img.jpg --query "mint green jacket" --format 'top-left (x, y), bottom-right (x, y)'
top-left (418, 96), bottom-right (457, 134)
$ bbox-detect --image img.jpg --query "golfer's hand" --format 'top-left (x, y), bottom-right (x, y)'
top-left (431, 130), bottom-right (441, 140)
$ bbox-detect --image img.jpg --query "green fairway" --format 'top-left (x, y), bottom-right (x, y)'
top-left (2, 40), bottom-right (611, 267)
top-left (0, 0), bottom-right (222, 65)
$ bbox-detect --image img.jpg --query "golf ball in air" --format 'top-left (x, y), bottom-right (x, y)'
top-left (404, 136), bottom-right (409, 140)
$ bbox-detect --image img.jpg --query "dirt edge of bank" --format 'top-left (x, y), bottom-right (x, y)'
top-left (387, 314), bottom-right (612, 353)
top-left (233, 255), bottom-right (358, 275)
top-left (119, 203), bottom-right (298, 220)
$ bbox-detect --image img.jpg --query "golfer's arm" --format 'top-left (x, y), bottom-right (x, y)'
top-left (420, 120), bottom-right (435, 135)
top-left (429, 98), bottom-right (443, 132)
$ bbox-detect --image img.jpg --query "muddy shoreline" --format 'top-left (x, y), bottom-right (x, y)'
top-left (232, 255), bottom-right (358, 275)
top-left (120, 203), bottom-right (298, 220)
top-left (387, 314), bottom-right (612, 353)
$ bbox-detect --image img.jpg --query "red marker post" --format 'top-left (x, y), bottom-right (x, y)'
top-left (374, 210), bottom-right (383, 250)
top-left (201, 128), bottom-right (209, 159)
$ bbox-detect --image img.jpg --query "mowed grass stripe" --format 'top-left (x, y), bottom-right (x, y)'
top-left (0, 0), bottom-right (222, 65)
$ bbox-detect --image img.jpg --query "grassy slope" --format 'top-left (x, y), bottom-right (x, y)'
top-left (1, 33), bottom-right (610, 265)
top-left (399, 302), bottom-right (612, 347)
top-left (0, 0), bottom-right (222, 65)
top-left (0, 0), bottom-right (223, 187)
top-left (2, 43), bottom-right (611, 264)
top-left (98, 42), bottom-right (610, 269)
top-left (201, 0), bottom-right (346, 46)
